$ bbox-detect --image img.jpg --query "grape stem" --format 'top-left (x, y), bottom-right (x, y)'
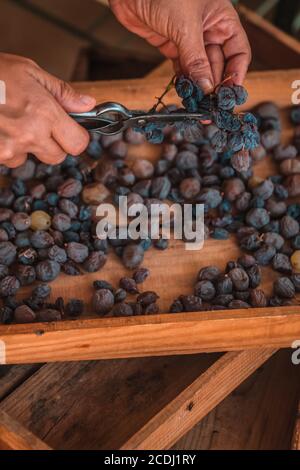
top-left (150, 75), bottom-right (176, 112)
top-left (213, 74), bottom-right (237, 93)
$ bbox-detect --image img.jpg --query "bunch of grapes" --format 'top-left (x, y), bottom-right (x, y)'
top-left (134, 76), bottom-right (260, 171)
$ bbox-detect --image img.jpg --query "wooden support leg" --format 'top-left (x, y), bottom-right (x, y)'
top-left (121, 349), bottom-right (276, 450)
top-left (0, 410), bottom-right (50, 450)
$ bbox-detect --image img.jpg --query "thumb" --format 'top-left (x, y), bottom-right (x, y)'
top-left (178, 33), bottom-right (214, 94)
top-left (32, 67), bottom-right (96, 112)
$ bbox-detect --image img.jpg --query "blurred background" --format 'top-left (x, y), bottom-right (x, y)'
top-left (0, 0), bottom-right (299, 82)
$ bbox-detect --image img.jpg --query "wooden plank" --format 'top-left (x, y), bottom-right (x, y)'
top-left (72, 70), bottom-right (299, 110)
top-left (0, 365), bottom-right (40, 401)
top-left (0, 410), bottom-right (50, 450)
top-left (121, 349), bottom-right (276, 449)
top-left (175, 350), bottom-right (300, 450)
top-left (0, 308), bottom-right (299, 364)
top-left (147, 60), bottom-right (173, 78)
top-left (0, 354), bottom-right (220, 450)
top-left (238, 5), bottom-right (300, 69)
top-left (292, 400), bottom-right (300, 450)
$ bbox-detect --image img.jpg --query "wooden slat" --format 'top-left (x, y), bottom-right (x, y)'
top-left (175, 350), bottom-right (300, 450)
top-left (0, 365), bottom-right (40, 401)
top-left (147, 60), bottom-right (173, 78)
top-left (121, 349), bottom-right (276, 449)
top-left (0, 410), bottom-right (50, 450)
top-left (0, 307), bottom-right (299, 364)
top-left (238, 5), bottom-right (300, 69)
top-left (72, 69), bottom-right (299, 110)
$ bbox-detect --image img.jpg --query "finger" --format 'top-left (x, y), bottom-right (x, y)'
top-left (223, 29), bottom-right (252, 85)
top-left (177, 30), bottom-right (214, 93)
top-left (206, 44), bottom-right (225, 86)
top-left (52, 112), bottom-right (90, 156)
top-left (172, 59), bottom-right (181, 76)
top-left (33, 138), bottom-right (67, 165)
top-left (5, 154), bottom-right (27, 168)
top-left (158, 39), bottom-right (178, 61)
top-left (30, 66), bottom-right (96, 113)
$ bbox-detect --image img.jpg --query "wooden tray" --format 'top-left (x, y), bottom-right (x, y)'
top-left (0, 69), bottom-right (300, 365)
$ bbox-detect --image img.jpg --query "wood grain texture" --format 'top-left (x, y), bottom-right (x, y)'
top-left (0, 410), bottom-right (50, 450)
top-left (122, 349), bottom-right (276, 449)
top-left (72, 70), bottom-right (299, 110)
top-left (0, 354), bottom-right (220, 450)
top-left (0, 307), bottom-right (299, 363)
top-left (0, 365), bottom-right (41, 401)
top-left (174, 350), bottom-right (300, 450)
top-left (238, 5), bottom-right (300, 69)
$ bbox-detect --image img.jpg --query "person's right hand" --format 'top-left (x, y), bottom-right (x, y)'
top-left (110, 0), bottom-right (252, 93)
top-left (0, 53), bottom-right (96, 168)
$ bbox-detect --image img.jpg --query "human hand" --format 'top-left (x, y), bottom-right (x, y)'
top-left (0, 53), bottom-right (96, 168)
top-left (109, 0), bottom-right (251, 93)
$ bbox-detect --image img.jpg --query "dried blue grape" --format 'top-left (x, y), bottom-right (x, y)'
top-left (233, 86), bottom-right (248, 105)
top-left (66, 242), bottom-right (89, 263)
top-left (14, 305), bottom-right (36, 324)
top-left (83, 251), bottom-right (107, 272)
top-left (272, 253), bottom-right (292, 274)
top-left (280, 215), bottom-right (299, 239)
top-left (198, 266), bottom-right (221, 281)
top-left (217, 86), bottom-right (236, 110)
top-left (111, 303), bottom-right (134, 317)
top-left (246, 208), bottom-right (270, 229)
top-left (194, 280), bottom-right (216, 301)
top-left (58, 178), bottom-right (82, 198)
top-left (15, 265), bottom-right (36, 286)
top-left (229, 268), bottom-right (249, 291)
top-left (0, 242), bottom-right (17, 266)
top-left (52, 213), bottom-right (71, 232)
top-left (254, 245), bottom-right (276, 266)
top-left (65, 299), bottom-right (84, 317)
top-left (274, 277), bottom-right (295, 299)
top-left (175, 76), bottom-right (194, 99)
top-left (30, 231), bottom-right (54, 249)
top-left (252, 179), bottom-right (274, 200)
top-left (93, 288), bottom-right (114, 315)
top-left (0, 306), bottom-right (13, 324)
top-left (36, 260), bottom-right (61, 282)
top-left (48, 245), bottom-right (67, 264)
top-left (0, 276), bottom-right (20, 297)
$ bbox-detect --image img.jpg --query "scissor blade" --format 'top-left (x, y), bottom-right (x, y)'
top-left (70, 115), bottom-right (116, 132)
top-left (128, 112), bottom-right (210, 128)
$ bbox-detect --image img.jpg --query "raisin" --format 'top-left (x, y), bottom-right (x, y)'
top-left (274, 277), bottom-right (295, 299)
top-left (228, 268), bottom-right (249, 291)
top-left (14, 305), bottom-right (36, 324)
top-left (93, 289), bottom-right (114, 315)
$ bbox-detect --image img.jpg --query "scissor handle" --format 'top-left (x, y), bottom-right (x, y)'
top-left (69, 102), bottom-right (133, 135)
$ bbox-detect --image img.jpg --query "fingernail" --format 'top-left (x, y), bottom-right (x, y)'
top-left (79, 94), bottom-right (95, 105)
top-left (197, 79), bottom-right (214, 94)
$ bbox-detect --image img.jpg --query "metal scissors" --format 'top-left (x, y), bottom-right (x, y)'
top-left (70, 102), bottom-right (209, 136)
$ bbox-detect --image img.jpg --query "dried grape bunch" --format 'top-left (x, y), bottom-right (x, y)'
top-left (132, 76), bottom-right (259, 168)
